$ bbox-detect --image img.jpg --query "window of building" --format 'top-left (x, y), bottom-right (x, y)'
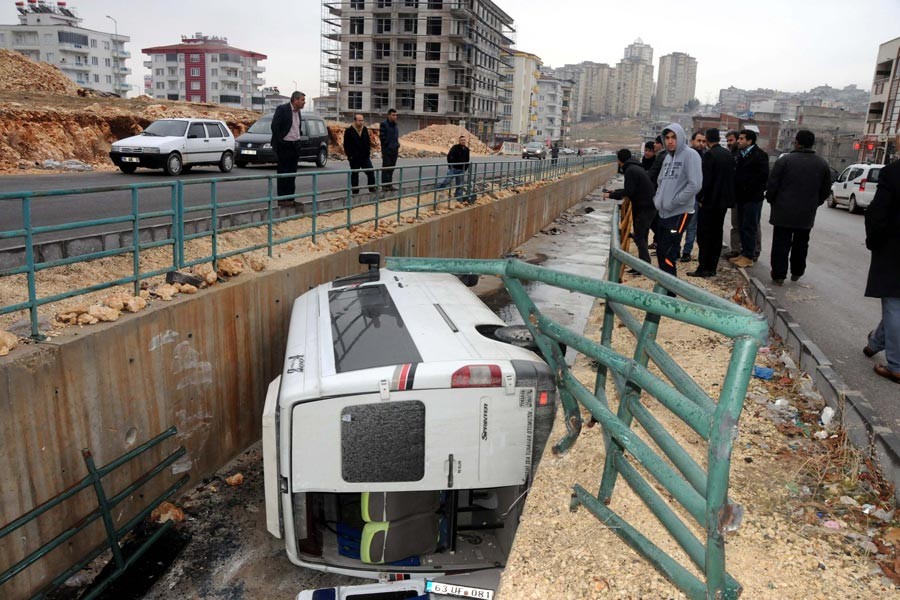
top-left (402, 17), bottom-right (417, 34)
top-left (178, 54), bottom-right (184, 62)
top-left (156, 81), bottom-right (165, 89)
top-left (191, 95), bottom-right (200, 102)
top-left (423, 93), bottom-right (439, 112)
top-left (45, 52), bottom-right (54, 62)
top-left (211, 82), bottom-right (218, 90)
top-left (210, 55), bottom-right (218, 62)
top-left (350, 17), bottom-right (365, 34)
top-left (397, 89), bottom-right (414, 111)
top-left (403, 0), bottom-right (418, 6)
top-left (401, 41), bottom-right (415, 58)
top-left (190, 67), bottom-right (200, 76)
top-left (349, 66), bottom-right (363, 85)
top-left (374, 41), bottom-right (391, 59)
top-left (349, 41), bottom-right (363, 60)
top-left (376, 18), bottom-right (391, 34)
top-left (43, 33), bottom-right (53, 43)
top-left (93, 57), bottom-right (99, 66)
top-left (90, 38), bottom-right (97, 48)
top-left (0, 33), bottom-right (5, 44)
top-left (190, 53), bottom-right (200, 62)
top-left (372, 90), bottom-right (390, 111)
top-left (191, 81), bottom-right (201, 90)
top-left (427, 0), bottom-right (442, 7)
top-left (103, 40), bottom-right (110, 50)
top-left (373, 65), bottom-right (390, 83)
top-left (348, 91), bottom-right (363, 110)
top-left (376, 0), bottom-right (392, 6)
top-left (104, 58), bottom-right (111, 67)
top-left (424, 68), bottom-right (439, 87)
top-left (180, 82), bottom-right (185, 89)
top-left (426, 16), bottom-right (441, 35)
top-left (179, 68), bottom-right (185, 76)
top-left (350, 0), bottom-right (364, 7)
top-left (210, 68), bottom-right (218, 76)
top-left (154, 68), bottom-right (163, 76)
top-left (105, 75), bottom-right (112, 83)
top-left (425, 42), bottom-right (440, 61)
top-left (396, 64), bottom-right (416, 85)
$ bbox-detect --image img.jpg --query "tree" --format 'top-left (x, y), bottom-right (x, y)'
top-left (685, 98), bottom-right (700, 111)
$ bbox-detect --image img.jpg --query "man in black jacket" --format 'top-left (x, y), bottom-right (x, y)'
top-left (605, 148), bottom-right (657, 266)
top-left (343, 113), bottom-right (376, 195)
top-left (689, 129), bottom-right (735, 277)
top-left (641, 141), bottom-right (656, 170)
top-left (863, 134), bottom-right (900, 384)
top-left (765, 130), bottom-right (832, 285)
top-left (436, 135), bottom-right (471, 201)
top-left (730, 129), bottom-right (769, 268)
top-left (378, 108), bottom-right (400, 191)
top-left (270, 91), bottom-right (305, 205)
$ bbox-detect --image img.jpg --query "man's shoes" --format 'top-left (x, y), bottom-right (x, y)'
top-left (723, 251), bottom-right (740, 259)
top-left (382, 184), bottom-right (396, 191)
top-left (687, 269), bottom-right (714, 278)
top-left (648, 242), bottom-right (657, 250)
top-left (873, 363), bottom-right (900, 384)
top-left (771, 278), bottom-right (784, 286)
top-left (731, 256), bottom-right (754, 268)
top-left (864, 330), bottom-right (878, 357)
top-left (790, 274), bottom-right (802, 282)
top-left (679, 253), bottom-right (692, 263)
top-left (626, 268), bottom-right (641, 275)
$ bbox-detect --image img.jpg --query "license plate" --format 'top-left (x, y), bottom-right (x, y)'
top-left (425, 581), bottom-right (494, 599)
top-left (241, 149), bottom-right (257, 155)
top-left (122, 157), bottom-right (140, 163)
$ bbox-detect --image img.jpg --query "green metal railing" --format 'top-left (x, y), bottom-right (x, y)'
top-left (386, 203), bottom-right (768, 599)
top-left (0, 155), bottom-right (613, 339)
top-left (0, 427), bottom-right (187, 600)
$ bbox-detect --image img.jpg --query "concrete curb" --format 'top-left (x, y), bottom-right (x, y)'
top-left (742, 270), bottom-right (900, 500)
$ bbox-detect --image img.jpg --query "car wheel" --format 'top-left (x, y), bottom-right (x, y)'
top-left (235, 160), bottom-right (248, 169)
top-left (118, 164), bottom-right (137, 174)
top-left (827, 192), bottom-right (837, 208)
top-left (164, 152), bottom-right (183, 176)
top-left (315, 147), bottom-right (328, 168)
top-left (219, 151), bottom-right (234, 173)
top-left (849, 195), bottom-right (861, 214)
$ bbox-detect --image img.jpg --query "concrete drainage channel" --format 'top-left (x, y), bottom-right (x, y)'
top-left (743, 273), bottom-right (900, 501)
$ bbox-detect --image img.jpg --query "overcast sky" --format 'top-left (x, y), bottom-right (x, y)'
top-left (9, 0), bottom-right (899, 104)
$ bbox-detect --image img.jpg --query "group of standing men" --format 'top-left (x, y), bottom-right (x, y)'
top-left (607, 122), bottom-right (900, 385)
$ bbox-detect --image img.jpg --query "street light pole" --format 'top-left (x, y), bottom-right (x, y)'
top-left (291, 80), bottom-right (298, 92)
top-left (105, 15), bottom-right (118, 41)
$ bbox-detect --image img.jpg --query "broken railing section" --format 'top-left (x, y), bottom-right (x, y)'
top-left (0, 427), bottom-right (187, 600)
top-left (387, 240), bottom-right (768, 600)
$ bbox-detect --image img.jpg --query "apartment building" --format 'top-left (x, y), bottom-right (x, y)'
top-left (496, 50), bottom-right (540, 143)
top-left (862, 35), bottom-right (900, 163)
top-left (535, 73), bottom-right (572, 145)
top-left (321, 0), bottom-right (515, 141)
top-left (609, 40), bottom-right (654, 118)
top-left (0, 0), bottom-right (131, 95)
top-left (777, 105), bottom-right (865, 170)
top-left (578, 61), bottom-right (614, 117)
top-left (656, 52), bottom-right (697, 111)
top-left (143, 33), bottom-right (266, 110)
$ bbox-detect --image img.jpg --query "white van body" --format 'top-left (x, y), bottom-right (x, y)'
top-left (263, 262), bottom-right (557, 583)
top-left (830, 163), bottom-right (882, 213)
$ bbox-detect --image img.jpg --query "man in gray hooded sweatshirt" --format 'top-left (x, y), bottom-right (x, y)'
top-left (653, 123), bottom-right (703, 280)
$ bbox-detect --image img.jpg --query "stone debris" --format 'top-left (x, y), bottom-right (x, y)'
top-left (0, 48), bottom-right (80, 94)
top-left (191, 264), bottom-right (219, 287)
top-left (124, 296), bottom-right (147, 313)
top-left (175, 283), bottom-right (198, 295)
top-left (150, 501), bottom-right (185, 524)
top-left (217, 257), bottom-right (244, 277)
top-left (87, 305), bottom-right (120, 322)
top-left (0, 330), bottom-right (18, 356)
top-left (152, 284), bottom-right (179, 301)
top-left (56, 305), bottom-right (89, 324)
top-left (246, 255), bottom-right (266, 272)
top-left (76, 313), bottom-right (98, 326)
top-left (400, 124), bottom-right (492, 154)
top-left (225, 473), bottom-right (244, 487)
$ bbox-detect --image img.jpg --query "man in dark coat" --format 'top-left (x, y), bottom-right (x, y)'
top-left (378, 108), bottom-right (400, 191)
top-left (764, 130), bottom-right (832, 285)
top-left (863, 135), bottom-right (900, 384)
top-left (343, 113), bottom-right (376, 194)
top-left (436, 135), bottom-right (471, 201)
top-left (730, 129), bottom-right (769, 268)
top-left (641, 141), bottom-right (656, 170)
top-left (605, 148), bottom-right (658, 267)
top-left (688, 129), bottom-right (735, 277)
top-left (270, 91), bottom-right (306, 205)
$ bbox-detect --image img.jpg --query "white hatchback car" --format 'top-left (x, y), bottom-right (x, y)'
top-left (109, 118), bottom-right (235, 176)
top-left (829, 163), bottom-right (882, 213)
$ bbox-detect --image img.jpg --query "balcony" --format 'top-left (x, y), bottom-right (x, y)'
top-left (252, 77), bottom-right (265, 86)
top-left (119, 67), bottom-right (132, 75)
top-left (59, 61), bottom-right (91, 72)
top-left (143, 60), bottom-right (152, 69)
top-left (219, 72), bottom-right (242, 82)
top-left (115, 82), bottom-right (131, 91)
top-left (872, 77), bottom-right (889, 97)
top-left (59, 44), bottom-right (90, 55)
top-left (112, 49), bottom-right (130, 59)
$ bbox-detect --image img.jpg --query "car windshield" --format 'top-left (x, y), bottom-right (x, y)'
top-left (248, 117), bottom-right (273, 134)
top-left (526, 143), bottom-right (543, 149)
top-left (142, 120), bottom-right (188, 137)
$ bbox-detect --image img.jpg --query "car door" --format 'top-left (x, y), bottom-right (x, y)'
top-left (834, 167), bottom-right (852, 201)
top-left (298, 118), bottom-right (312, 160)
top-left (846, 167), bottom-right (864, 200)
top-left (184, 122), bottom-right (209, 164)
top-left (205, 122), bottom-right (230, 161)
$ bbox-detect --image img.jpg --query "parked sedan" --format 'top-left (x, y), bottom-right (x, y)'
top-left (522, 142), bottom-right (547, 160)
top-left (109, 118), bottom-right (235, 176)
top-left (235, 113), bottom-right (330, 168)
top-left (829, 163), bottom-right (881, 213)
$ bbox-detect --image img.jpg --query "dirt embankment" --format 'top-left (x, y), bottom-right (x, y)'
top-left (0, 49), bottom-right (492, 171)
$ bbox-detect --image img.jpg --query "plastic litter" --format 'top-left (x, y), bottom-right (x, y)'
top-left (753, 366), bottom-right (775, 380)
top-left (823, 520), bottom-right (842, 529)
top-left (820, 407), bottom-right (835, 428)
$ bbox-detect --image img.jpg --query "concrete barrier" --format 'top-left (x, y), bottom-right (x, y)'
top-left (0, 164), bottom-right (615, 598)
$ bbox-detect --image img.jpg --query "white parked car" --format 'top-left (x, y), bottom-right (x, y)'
top-left (263, 253), bottom-right (558, 588)
top-left (829, 163), bottom-right (881, 213)
top-left (109, 118), bottom-right (235, 176)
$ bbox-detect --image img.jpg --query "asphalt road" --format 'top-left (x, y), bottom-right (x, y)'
top-left (742, 202), bottom-right (900, 430)
top-left (0, 156), bottom-right (529, 249)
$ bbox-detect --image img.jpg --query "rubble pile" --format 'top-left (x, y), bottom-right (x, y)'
top-left (0, 48), bottom-right (80, 94)
top-left (400, 124), bottom-right (492, 154)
